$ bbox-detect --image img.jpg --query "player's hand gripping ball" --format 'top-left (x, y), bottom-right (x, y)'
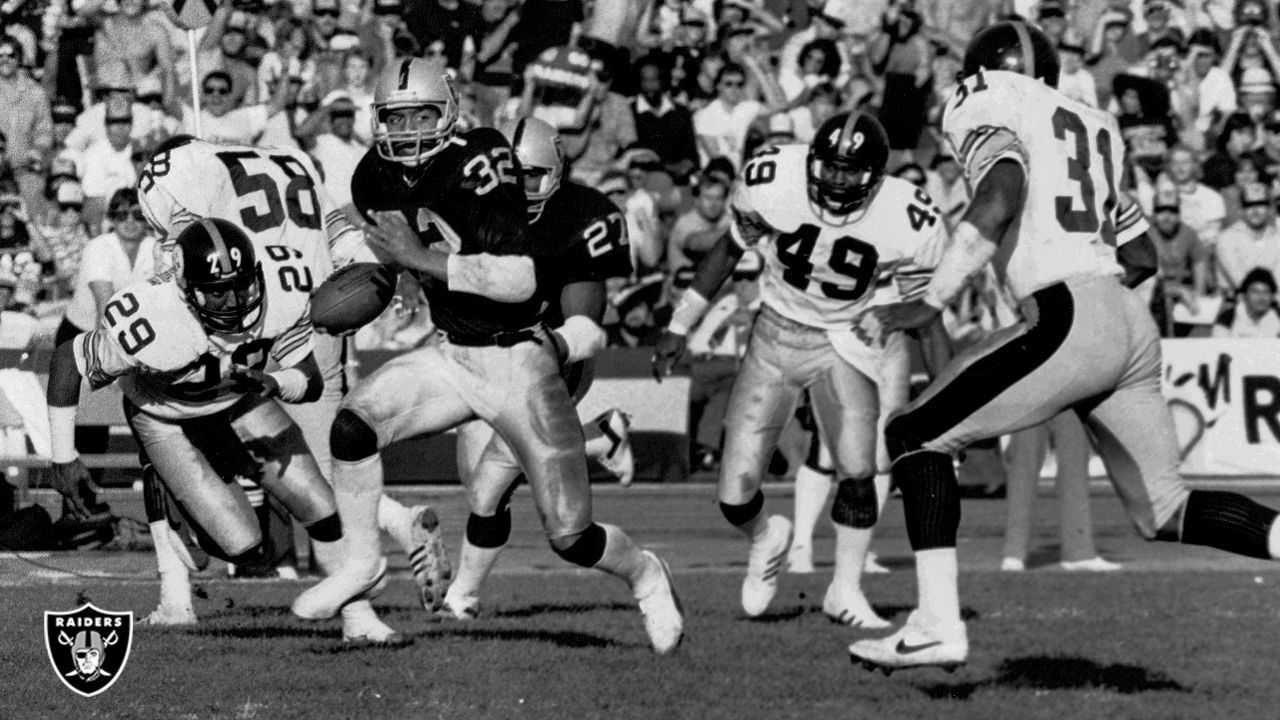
top-left (311, 262), bottom-right (399, 335)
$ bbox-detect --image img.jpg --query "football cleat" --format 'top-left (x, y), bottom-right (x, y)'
top-left (1060, 557), bottom-right (1121, 572)
top-left (341, 602), bottom-right (403, 644)
top-left (403, 505), bottom-right (452, 612)
top-left (589, 409), bottom-right (635, 486)
top-left (822, 583), bottom-right (891, 630)
top-left (848, 610), bottom-right (968, 674)
top-left (438, 593), bottom-right (481, 621)
top-left (787, 543), bottom-right (814, 574)
top-left (291, 557), bottom-right (389, 621)
top-left (141, 604), bottom-right (197, 626)
top-left (637, 550), bottom-right (684, 655)
top-left (742, 515), bottom-right (792, 617)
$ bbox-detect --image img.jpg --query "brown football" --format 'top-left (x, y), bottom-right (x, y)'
top-left (311, 262), bottom-right (399, 333)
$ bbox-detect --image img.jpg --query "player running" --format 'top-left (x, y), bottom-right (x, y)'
top-left (291, 58), bottom-right (683, 653)
top-left (653, 112), bottom-right (950, 626)
top-left (850, 21), bottom-right (1280, 673)
top-left (45, 219), bottom-right (393, 642)
top-left (135, 135), bottom-right (450, 619)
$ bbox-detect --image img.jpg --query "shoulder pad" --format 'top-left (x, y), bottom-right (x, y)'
top-left (101, 281), bottom-right (208, 372)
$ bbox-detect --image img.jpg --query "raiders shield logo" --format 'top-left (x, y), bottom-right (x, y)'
top-left (44, 604), bottom-right (133, 697)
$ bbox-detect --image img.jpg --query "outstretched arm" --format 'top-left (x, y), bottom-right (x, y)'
top-left (651, 230), bottom-right (744, 379)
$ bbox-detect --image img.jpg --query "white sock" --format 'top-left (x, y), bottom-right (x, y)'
top-left (915, 547), bottom-right (961, 626)
top-left (592, 523), bottom-right (653, 597)
top-left (1269, 517), bottom-right (1280, 559)
top-left (448, 538), bottom-right (503, 602)
top-left (151, 521), bottom-right (193, 611)
top-left (331, 455), bottom-right (385, 573)
top-left (792, 465), bottom-right (832, 550)
top-left (831, 524), bottom-right (872, 592)
top-left (376, 494), bottom-right (412, 545)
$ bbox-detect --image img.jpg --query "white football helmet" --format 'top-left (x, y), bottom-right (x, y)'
top-left (500, 116), bottom-right (564, 222)
top-left (372, 57), bottom-right (459, 165)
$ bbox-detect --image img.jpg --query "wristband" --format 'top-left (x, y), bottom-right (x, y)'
top-left (270, 368), bottom-right (309, 402)
top-left (49, 405), bottom-right (78, 463)
top-left (557, 315), bottom-right (607, 363)
top-left (669, 289), bottom-right (710, 336)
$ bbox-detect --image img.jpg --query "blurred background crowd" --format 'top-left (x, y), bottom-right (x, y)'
top-left (5, 0), bottom-right (1280, 476)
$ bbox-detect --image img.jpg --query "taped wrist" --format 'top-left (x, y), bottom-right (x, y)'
top-left (556, 315), bottom-right (608, 363)
top-left (270, 368), bottom-right (308, 402)
top-left (894, 450), bottom-right (960, 550)
top-left (49, 405), bottom-right (78, 463)
top-left (668, 289), bottom-right (710, 336)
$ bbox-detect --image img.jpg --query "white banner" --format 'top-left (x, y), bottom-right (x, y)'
top-left (1162, 339), bottom-right (1280, 476)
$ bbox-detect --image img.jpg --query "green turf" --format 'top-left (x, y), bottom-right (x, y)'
top-left (8, 569), bottom-right (1280, 720)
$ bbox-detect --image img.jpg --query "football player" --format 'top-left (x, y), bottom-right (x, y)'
top-left (292, 58), bottom-right (684, 654)
top-left (850, 21), bottom-right (1280, 673)
top-left (439, 116), bottom-right (636, 619)
top-left (652, 112), bottom-right (951, 626)
top-left (44, 219), bottom-right (393, 642)
top-left (135, 135), bottom-right (451, 617)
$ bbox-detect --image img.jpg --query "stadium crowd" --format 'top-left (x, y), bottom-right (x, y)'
top-left (2, 0), bottom-right (1280, 486)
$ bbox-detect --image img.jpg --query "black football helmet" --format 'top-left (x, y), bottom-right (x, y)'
top-left (962, 20), bottom-right (1060, 88)
top-left (175, 219), bottom-right (264, 333)
top-left (807, 111), bottom-right (889, 215)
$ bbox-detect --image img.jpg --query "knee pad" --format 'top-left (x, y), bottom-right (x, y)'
top-left (305, 513), bottom-right (343, 543)
top-left (331, 409), bottom-right (378, 462)
top-left (831, 476), bottom-right (878, 529)
top-left (719, 489), bottom-right (764, 528)
top-left (466, 509), bottom-right (512, 549)
top-left (550, 522), bottom-right (607, 568)
top-left (1179, 490), bottom-right (1277, 559)
top-left (142, 465), bottom-right (171, 525)
top-left (894, 450), bottom-right (960, 551)
top-left (884, 413), bottom-right (927, 462)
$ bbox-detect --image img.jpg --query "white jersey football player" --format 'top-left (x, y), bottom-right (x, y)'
top-left (850, 21), bottom-right (1280, 673)
top-left (45, 219), bottom-right (391, 642)
top-left (136, 135), bottom-right (451, 614)
top-left (653, 112), bottom-right (950, 625)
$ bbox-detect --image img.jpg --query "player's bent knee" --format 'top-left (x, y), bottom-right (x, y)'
top-left (884, 414), bottom-right (925, 462)
top-left (197, 533), bottom-right (261, 564)
top-left (330, 409), bottom-right (378, 462)
top-left (466, 509), bottom-right (511, 548)
top-left (549, 523), bottom-right (606, 567)
top-left (720, 489), bottom-right (764, 528)
top-left (305, 513), bottom-right (342, 542)
top-left (831, 476), bottom-right (878, 528)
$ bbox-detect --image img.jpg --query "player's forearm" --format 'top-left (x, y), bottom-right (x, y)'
top-left (275, 352), bottom-right (323, 403)
top-left (921, 221), bottom-right (999, 309)
top-left (924, 161), bottom-right (1021, 308)
top-left (445, 253), bottom-right (536, 302)
top-left (669, 232), bottom-right (743, 335)
top-left (47, 340), bottom-right (83, 462)
top-left (556, 280), bottom-right (608, 363)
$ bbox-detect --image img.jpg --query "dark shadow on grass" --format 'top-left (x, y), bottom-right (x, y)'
top-left (917, 656), bottom-right (1187, 700)
top-left (184, 625), bottom-right (335, 640)
top-left (420, 626), bottom-right (621, 649)
top-left (492, 602), bottom-right (636, 618)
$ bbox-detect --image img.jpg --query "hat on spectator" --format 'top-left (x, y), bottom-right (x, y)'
top-left (1144, 0), bottom-right (1170, 15)
top-left (1112, 73), bottom-right (1171, 114)
top-left (55, 181), bottom-right (85, 206)
top-left (1241, 182), bottom-right (1272, 207)
top-left (1038, 1), bottom-right (1066, 20)
top-left (611, 273), bottom-right (664, 316)
top-left (618, 145), bottom-right (662, 171)
top-left (51, 98), bottom-right (78, 123)
top-left (1240, 67), bottom-right (1277, 96)
top-left (1187, 28), bottom-right (1221, 57)
top-left (312, 0), bottom-right (340, 15)
top-left (1149, 32), bottom-right (1185, 55)
top-left (1242, 267), bottom-right (1279, 293)
top-left (327, 94), bottom-right (356, 117)
top-left (1101, 8), bottom-right (1133, 29)
top-left (704, 156), bottom-right (737, 185)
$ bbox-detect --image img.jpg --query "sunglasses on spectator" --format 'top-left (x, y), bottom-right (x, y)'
top-left (314, 8), bottom-right (339, 17)
top-left (112, 207), bottom-right (146, 221)
top-left (58, 202), bottom-right (83, 212)
top-left (203, 84), bottom-right (232, 96)
top-left (719, 80), bottom-right (745, 88)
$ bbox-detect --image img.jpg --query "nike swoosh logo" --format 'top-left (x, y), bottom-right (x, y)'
top-left (895, 639), bottom-right (942, 654)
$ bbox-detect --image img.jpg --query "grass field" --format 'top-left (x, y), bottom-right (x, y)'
top-left (6, 484), bottom-right (1280, 720)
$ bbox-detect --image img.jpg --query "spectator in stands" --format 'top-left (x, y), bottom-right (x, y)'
top-left (1234, 66), bottom-right (1277, 133)
top-left (0, 37), bottom-right (52, 218)
top-left (86, 0), bottom-right (175, 102)
top-left (1149, 186), bottom-right (1210, 336)
top-left (1255, 108), bottom-right (1280, 182)
top-left (1215, 182), bottom-right (1280, 293)
top-left (64, 63), bottom-right (178, 157)
top-left (198, 8), bottom-right (261, 107)
top-left (1152, 145), bottom-right (1226, 251)
top-left (35, 180), bottom-right (89, 297)
top-left (1057, 30), bottom-right (1097, 108)
top-left (693, 61), bottom-right (776, 170)
top-left (317, 50), bottom-right (374, 146)
top-left (777, 37), bottom-right (843, 104)
top-left (1221, 5), bottom-right (1280, 85)
top-left (182, 69), bottom-right (290, 146)
top-left (1203, 112), bottom-right (1261, 190)
top-left (1088, 8), bottom-right (1140, 108)
top-left (1114, 73), bottom-right (1178, 178)
top-left (303, 96), bottom-right (364, 212)
top-left (1183, 29), bottom-right (1236, 149)
top-left (562, 60), bottom-right (638, 186)
top-left (258, 19), bottom-right (317, 109)
top-left (76, 97), bottom-right (138, 230)
top-left (404, 0), bottom-right (483, 73)
top-left (1213, 266), bottom-right (1280, 337)
top-left (1221, 155), bottom-right (1269, 227)
top-left (667, 172), bottom-right (731, 283)
top-left (0, 187), bottom-right (49, 308)
top-left (871, 0), bottom-right (931, 165)
top-left (58, 187), bottom-right (153, 343)
top-left (508, 0), bottom-right (584, 80)
top-left (633, 55), bottom-right (700, 184)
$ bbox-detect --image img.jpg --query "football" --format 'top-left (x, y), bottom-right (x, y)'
top-left (311, 262), bottom-right (399, 334)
